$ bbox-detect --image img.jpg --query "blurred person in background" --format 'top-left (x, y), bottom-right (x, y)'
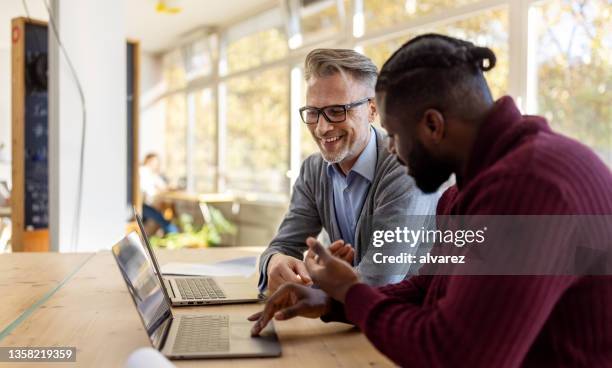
top-left (140, 152), bottom-right (178, 235)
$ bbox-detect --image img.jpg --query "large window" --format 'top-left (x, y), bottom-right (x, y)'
top-left (226, 67), bottom-right (290, 194)
top-left (363, 0), bottom-right (480, 32)
top-left (362, 6), bottom-right (509, 99)
top-left (192, 89), bottom-right (217, 193)
top-left (184, 37), bottom-right (215, 80)
top-left (162, 50), bottom-right (187, 90)
top-left (225, 8), bottom-right (288, 74)
top-left (162, 51), bottom-right (188, 188)
top-left (226, 29), bottom-right (287, 73)
top-left (149, 0), bottom-right (611, 200)
top-left (532, 0), bottom-right (611, 164)
top-left (163, 93), bottom-right (187, 188)
top-left (286, 0), bottom-right (348, 47)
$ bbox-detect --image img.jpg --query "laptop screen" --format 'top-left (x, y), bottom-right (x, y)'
top-left (132, 210), bottom-right (171, 303)
top-left (112, 232), bottom-right (172, 342)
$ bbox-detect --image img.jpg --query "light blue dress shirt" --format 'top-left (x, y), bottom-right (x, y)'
top-left (327, 127), bottom-right (377, 247)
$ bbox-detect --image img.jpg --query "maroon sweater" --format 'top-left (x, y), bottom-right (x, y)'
top-left (339, 97), bottom-right (612, 367)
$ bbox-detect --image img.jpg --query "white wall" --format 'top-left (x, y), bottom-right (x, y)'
top-left (0, 49), bottom-right (10, 184)
top-left (140, 51), bottom-right (163, 95)
top-left (49, 0), bottom-right (127, 252)
top-left (139, 51), bottom-right (165, 163)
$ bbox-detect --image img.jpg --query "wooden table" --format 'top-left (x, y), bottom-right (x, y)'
top-left (0, 253), bottom-right (92, 335)
top-left (0, 248), bottom-right (393, 367)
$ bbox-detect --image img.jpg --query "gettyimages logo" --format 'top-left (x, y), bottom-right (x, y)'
top-left (372, 226), bottom-right (487, 248)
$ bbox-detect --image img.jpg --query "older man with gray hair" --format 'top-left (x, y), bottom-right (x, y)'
top-left (258, 48), bottom-right (438, 293)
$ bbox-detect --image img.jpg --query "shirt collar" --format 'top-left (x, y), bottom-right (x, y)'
top-left (326, 126), bottom-right (377, 182)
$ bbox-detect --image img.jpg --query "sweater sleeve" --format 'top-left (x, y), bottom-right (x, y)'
top-left (376, 275), bottom-right (432, 302)
top-left (343, 175), bottom-right (578, 367)
top-left (257, 157), bottom-right (323, 291)
top-left (320, 276), bottom-right (432, 324)
top-left (345, 276), bottom-right (576, 367)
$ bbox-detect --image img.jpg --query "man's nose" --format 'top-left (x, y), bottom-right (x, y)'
top-left (315, 114), bottom-right (334, 135)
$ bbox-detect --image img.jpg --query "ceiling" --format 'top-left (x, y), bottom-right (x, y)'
top-left (126, 0), bottom-right (275, 53)
top-left (1, 0), bottom-right (275, 53)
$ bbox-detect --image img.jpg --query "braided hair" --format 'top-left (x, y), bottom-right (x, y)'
top-left (376, 33), bottom-right (497, 123)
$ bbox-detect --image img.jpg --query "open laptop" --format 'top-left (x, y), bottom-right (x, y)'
top-left (133, 208), bottom-right (262, 306)
top-left (112, 232), bottom-right (281, 359)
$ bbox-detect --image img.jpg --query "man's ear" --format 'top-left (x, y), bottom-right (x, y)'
top-left (368, 99), bottom-right (378, 123)
top-left (422, 109), bottom-right (445, 143)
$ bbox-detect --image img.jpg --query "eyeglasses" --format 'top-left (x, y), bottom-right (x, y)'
top-left (299, 97), bottom-right (373, 124)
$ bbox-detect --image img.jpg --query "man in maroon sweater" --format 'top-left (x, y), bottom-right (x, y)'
top-left (249, 34), bottom-right (612, 367)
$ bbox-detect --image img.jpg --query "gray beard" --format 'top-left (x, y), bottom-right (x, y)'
top-left (320, 146), bottom-right (350, 164)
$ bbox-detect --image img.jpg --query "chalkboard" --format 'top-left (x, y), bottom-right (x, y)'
top-left (23, 23), bottom-right (48, 230)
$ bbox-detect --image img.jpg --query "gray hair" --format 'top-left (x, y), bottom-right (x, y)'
top-left (304, 48), bottom-right (378, 91)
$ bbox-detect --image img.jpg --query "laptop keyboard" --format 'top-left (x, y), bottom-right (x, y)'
top-left (172, 315), bottom-right (230, 353)
top-left (175, 277), bottom-right (226, 300)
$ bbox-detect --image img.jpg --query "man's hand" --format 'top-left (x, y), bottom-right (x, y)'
top-left (328, 239), bottom-right (355, 264)
top-left (305, 237), bottom-right (359, 303)
top-left (266, 253), bottom-right (312, 293)
top-left (248, 283), bottom-right (331, 336)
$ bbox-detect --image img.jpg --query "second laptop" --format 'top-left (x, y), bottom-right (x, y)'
top-left (134, 208), bottom-right (262, 306)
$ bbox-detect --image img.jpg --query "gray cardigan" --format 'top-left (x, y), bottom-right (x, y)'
top-left (258, 127), bottom-right (438, 289)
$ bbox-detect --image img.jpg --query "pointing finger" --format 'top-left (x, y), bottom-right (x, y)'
top-left (306, 237), bottom-right (331, 261)
top-left (247, 311), bottom-right (263, 321)
top-left (274, 300), bottom-right (308, 320)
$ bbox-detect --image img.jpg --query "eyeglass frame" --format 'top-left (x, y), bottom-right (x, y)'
top-left (299, 97), bottom-right (373, 124)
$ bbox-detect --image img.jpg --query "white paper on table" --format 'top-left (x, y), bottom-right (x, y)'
top-left (161, 256), bottom-right (257, 278)
top-left (124, 347), bottom-right (175, 368)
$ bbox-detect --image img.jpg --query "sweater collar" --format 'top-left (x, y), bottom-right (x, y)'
top-left (460, 96), bottom-right (547, 189)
